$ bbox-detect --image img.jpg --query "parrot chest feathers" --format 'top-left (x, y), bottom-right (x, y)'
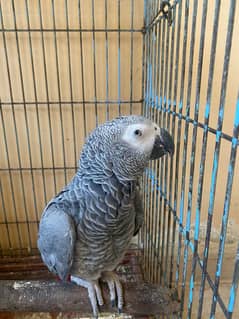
top-left (69, 177), bottom-right (137, 278)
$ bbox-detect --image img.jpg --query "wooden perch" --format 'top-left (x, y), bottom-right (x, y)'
top-left (0, 251), bottom-right (180, 316)
top-left (0, 279), bottom-right (180, 316)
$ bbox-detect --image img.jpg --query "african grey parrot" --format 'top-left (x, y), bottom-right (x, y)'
top-left (38, 115), bottom-right (174, 317)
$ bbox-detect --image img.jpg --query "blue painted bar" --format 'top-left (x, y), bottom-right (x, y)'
top-left (186, 1), bottom-right (221, 315)
top-left (223, 98), bottom-right (239, 317)
top-left (228, 243), bottom-right (239, 316)
top-left (171, 0), bottom-right (183, 289)
top-left (142, 1), bottom-right (238, 318)
top-left (175, 0), bottom-right (190, 296)
top-left (197, 0), bottom-right (236, 317)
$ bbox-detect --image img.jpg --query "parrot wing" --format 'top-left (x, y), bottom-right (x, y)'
top-left (37, 204), bottom-right (76, 281)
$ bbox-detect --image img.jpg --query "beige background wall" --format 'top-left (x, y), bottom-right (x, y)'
top-left (0, 0), bottom-right (144, 252)
top-left (0, 0), bottom-right (238, 254)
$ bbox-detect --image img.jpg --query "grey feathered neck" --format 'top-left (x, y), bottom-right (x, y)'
top-left (77, 116), bottom-right (149, 182)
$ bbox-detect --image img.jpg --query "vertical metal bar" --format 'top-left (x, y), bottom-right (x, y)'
top-left (144, 27), bottom-right (150, 119)
top-left (146, 18), bottom-right (154, 276)
top-left (0, 103), bottom-right (22, 249)
top-left (129, 0), bottom-right (134, 114)
top-left (144, 2), bottom-right (153, 276)
top-left (51, 0), bottom-right (67, 184)
top-left (148, 12), bottom-right (156, 278)
top-left (155, 20), bottom-right (163, 284)
top-left (175, 0), bottom-right (190, 292)
top-left (141, 0), bottom-right (148, 263)
top-left (117, 0), bottom-right (121, 116)
top-left (178, 0), bottom-right (199, 311)
top-left (91, 0), bottom-right (98, 127)
top-left (140, 4), bottom-right (146, 117)
top-left (0, 155), bottom-right (12, 250)
top-left (163, 16), bottom-right (172, 287)
top-left (167, 1), bottom-right (177, 289)
top-left (38, 0), bottom-right (57, 194)
top-left (65, 0), bottom-right (77, 169)
top-left (25, 0), bottom-right (47, 206)
top-left (228, 240), bottom-right (239, 319)
top-left (151, 0), bottom-right (155, 22)
top-left (144, 1), bottom-right (152, 275)
top-left (149, 19), bottom-right (158, 281)
top-left (152, 170), bottom-right (160, 283)
top-left (78, 0), bottom-right (87, 138)
top-left (144, 0), bottom-right (152, 119)
top-left (141, 0), bottom-right (148, 257)
top-left (187, 0), bottom-right (221, 316)
top-left (151, 19), bottom-right (160, 283)
top-left (170, 1), bottom-right (182, 288)
top-left (148, 167), bottom-right (155, 282)
top-left (153, 20), bottom-right (161, 281)
top-left (155, 167), bottom-right (163, 284)
top-left (12, 0), bottom-right (38, 245)
top-left (197, 1), bottom-right (236, 318)
top-left (162, 17), bottom-right (171, 285)
top-left (105, 0), bottom-right (109, 121)
top-left (210, 95), bottom-right (239, 318)
top-left (159, 19), bottom-right (166, 286)
top-left (1, 1), bottom-right (32, 251)
top-left (148, 11), bottom-right (154, 120)
top-left (150, 0), bottom-right (153, 25)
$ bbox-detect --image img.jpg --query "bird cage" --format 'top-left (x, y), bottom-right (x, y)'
top-left (0, 0), bottom-right (239, 318)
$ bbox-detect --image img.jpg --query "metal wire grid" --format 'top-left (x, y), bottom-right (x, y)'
top-left (0, 0), bottom-right (143, 255)
top-left (0, 0), bottom-right (239, 318)
top-left (142, 0), bottom-right (239, 318)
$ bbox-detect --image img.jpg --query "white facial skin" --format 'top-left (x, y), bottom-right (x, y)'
top-left (121, 122), bottom-right (161, 154)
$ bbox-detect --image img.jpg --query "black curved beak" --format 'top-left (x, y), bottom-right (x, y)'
top-left (150, 128), bottom-right (174, 160)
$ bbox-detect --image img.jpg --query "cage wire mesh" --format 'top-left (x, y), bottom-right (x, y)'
top-left (0, 0), bottom-right (239, 318)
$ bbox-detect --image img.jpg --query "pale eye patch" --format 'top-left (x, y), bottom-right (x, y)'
top-left (122, 123), bottom-right (156, 154)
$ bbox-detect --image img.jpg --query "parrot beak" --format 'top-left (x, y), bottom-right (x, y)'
top-left (150, 128), bottom-right (174, 160)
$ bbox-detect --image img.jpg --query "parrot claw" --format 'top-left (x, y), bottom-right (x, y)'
top-left (70, 273), bottom-right (123, 316)
top-left (70, 275), bottom-right (104, 317)
top-left (101, 271), bottom-right (123, 311)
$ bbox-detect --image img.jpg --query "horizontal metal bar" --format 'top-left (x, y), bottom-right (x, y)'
top-left (0, 99), bottom-right (143, 106)
top-left (0, 221), bottom-right (39, 225)
top-left (1, 98), bottom-right (236, 143)
top-left (0, 167), bottom-right (77, 171)
top-left (0, 28), bottom-right (143, 33)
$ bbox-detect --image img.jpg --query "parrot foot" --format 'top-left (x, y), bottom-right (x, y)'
top-left (101, 271), bottom-right (123, 312)
top-left (70, 275), bottom-right (103, 318)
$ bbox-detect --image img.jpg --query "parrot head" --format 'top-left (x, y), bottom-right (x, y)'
top-left (120, 116), bottom-right (174, 160)
top-left (81, 115), bottom-right (174, 180)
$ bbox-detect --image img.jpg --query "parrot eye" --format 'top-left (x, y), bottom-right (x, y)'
top-left (154, 126), bottom-right (157, 131)
top-left (134, 129), bottom-right (142, 136)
